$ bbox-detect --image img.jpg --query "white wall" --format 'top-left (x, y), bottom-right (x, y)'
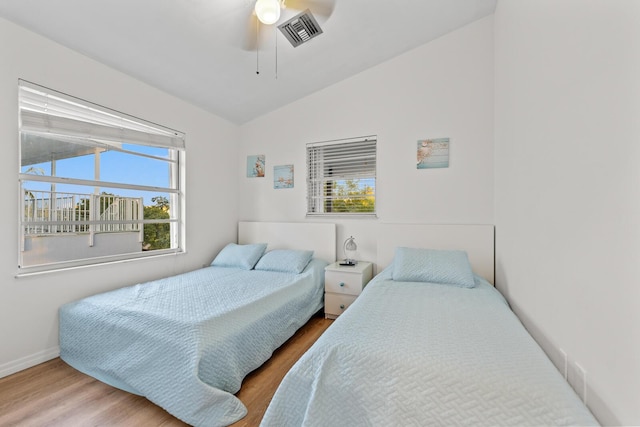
top-left (0, 17), bottom-right (239, 376)
top-left (239, 16), bottom-right (495, 266)
top-left (494, 1), bottom-right (640, 425)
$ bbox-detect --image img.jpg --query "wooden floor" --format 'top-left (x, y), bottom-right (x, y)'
top-left (0, 314), bottom-right (332, 427)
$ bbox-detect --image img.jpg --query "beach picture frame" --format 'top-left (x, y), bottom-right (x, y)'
top-left (247, 155), bottom-right (265, 177)
top-left (273, 165), bottom-right (294, 189)
top-left (417, 138), bottom-right (450, 169)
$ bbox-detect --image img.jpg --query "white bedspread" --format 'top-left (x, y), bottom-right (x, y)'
top-left (261, 267), bottom-right (599, 426)
top-left (60, 259), bottom-right (325, 427)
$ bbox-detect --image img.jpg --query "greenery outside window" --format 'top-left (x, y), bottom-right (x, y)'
top-left (306, 136), bottom-right (377, 216)
top-left (18, 80), bottom-right (185, 273)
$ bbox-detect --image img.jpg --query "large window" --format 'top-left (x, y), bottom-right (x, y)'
top-left (306, 136), bottom-right (376, 216)
top-left (18, 80), bottom-right (185, 273)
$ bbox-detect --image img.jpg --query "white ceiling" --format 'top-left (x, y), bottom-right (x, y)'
top-left (0, 0), bottom-right (496, 124)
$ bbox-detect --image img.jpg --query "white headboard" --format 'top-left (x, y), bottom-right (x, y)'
top-left (238, 222), bottom-right (336, 264)
top-left (376, 224), bottom-right (495, 284)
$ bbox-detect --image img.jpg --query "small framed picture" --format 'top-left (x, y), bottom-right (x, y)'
top-left (417, 138), bottom-right (449, 169)
top-left (247, 155), bottom-right (265, 177)
top-left (274, 165), bottom-right (294, 189)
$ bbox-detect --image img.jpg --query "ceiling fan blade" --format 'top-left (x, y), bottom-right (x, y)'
top-left (284, 0), bottom-right (335, 18)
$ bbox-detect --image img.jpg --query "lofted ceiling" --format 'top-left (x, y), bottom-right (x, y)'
top-left (0, 0), bottom-right (496, 124)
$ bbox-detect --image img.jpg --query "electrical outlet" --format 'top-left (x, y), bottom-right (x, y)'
top-left (559, 348), bottom-right (568, 380)
top-left (568, 361), bottom-right (588, 404)
top-left (575, 363), bottom-right (587, 405)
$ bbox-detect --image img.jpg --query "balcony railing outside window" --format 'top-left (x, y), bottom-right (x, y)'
top-left (23, 189), bottom-right (143, 239)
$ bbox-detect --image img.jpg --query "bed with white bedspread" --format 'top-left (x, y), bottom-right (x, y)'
top-left (260, 224), bottom-right (598, 426)
top-left (59, 221), bottom-right (335, 427)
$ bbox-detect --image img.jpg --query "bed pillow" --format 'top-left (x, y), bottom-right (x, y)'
top-left (392, 247), bottom-right (476, 288)
top-left (211, 243), bottom-right (267, 270)
top-left (254, 249), bottom-right (314, 274)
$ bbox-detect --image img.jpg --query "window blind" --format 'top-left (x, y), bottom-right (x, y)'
top-left (18, 80), bottom-right (185, 150)
top-left (306, 136), bottom-right (377, 215)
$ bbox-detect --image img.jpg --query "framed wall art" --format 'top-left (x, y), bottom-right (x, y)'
top-left (247, 154), bottom-right (265, 177)
top-left (417, 138), bottom-right (449, 169)
top-left (274, 165), bottom-right (294, 189)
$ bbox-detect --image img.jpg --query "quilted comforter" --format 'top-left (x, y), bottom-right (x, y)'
top-left (59, 259), bottom-right (326, 427)
top-left (261, 267), bottom-right (599, 426)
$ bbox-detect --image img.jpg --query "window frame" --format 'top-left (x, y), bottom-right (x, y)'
top-left (306, 136), bottom-right (377, 217)
top-left (17, 80), bottom-right (186, 275)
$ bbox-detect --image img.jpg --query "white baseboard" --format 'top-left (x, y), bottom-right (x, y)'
top-left (0, 346), bottom-right (60, 378)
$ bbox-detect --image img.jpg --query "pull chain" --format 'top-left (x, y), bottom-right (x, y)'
top-left (256, 19), bottom-right (260, 75)
top-left (275, 25), bottom-right (278, 79)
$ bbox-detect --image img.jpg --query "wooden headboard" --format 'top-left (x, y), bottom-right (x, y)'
top-left (238, 222), bottom-right (336, 264)
top-left (376, 224), bottom-right (495, 284)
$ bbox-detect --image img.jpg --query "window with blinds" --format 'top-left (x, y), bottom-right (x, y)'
top-left (18, 80), bottom-right (185, 273)
top-left (306, 136), bottom-right (377, 216)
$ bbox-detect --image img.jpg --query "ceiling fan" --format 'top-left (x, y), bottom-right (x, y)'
top-left (242, 0), bottom-right (336, 51)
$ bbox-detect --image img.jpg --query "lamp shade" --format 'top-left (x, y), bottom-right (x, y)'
top-left (343, 236), bottom-right (358, 265)
top-left (255, 0), bottom-right (281, 25)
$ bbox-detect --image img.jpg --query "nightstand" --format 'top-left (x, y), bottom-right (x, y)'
top-left (324, 261), bottom-right (373, 319)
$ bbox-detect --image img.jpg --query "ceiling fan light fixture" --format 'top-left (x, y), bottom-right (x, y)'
top-left (255, 0), bottom-right (281, 25)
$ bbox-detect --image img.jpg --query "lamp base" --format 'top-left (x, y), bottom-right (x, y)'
top-left (339, 259), bottom-right (358, 267)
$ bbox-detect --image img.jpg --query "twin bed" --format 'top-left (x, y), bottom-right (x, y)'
top-left (59, 222), bottom-right (598, 426)
top-left (261, 224), bottom-right (598, 426)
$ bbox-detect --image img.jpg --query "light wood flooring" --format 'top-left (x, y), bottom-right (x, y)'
top-left (0, 314), bottom-right (332, 427)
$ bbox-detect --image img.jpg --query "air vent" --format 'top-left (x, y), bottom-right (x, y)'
top-left (278, 9), bottom-right (323, 48)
